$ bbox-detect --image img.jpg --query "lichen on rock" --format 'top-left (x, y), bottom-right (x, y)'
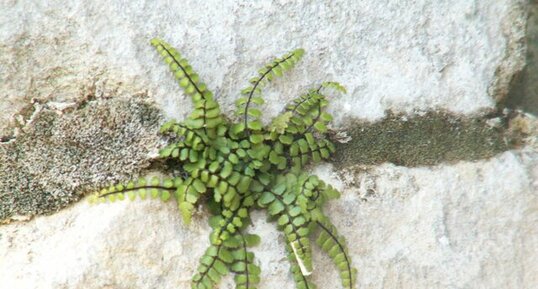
top-left (0, 0), bottom-right (536, 288)
top-left (0, 97), bottom-right (162, 222)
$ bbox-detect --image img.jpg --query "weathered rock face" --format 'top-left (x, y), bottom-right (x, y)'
top-left (0, 0), bottom-right (527, 131)
top-left (0, 0), bottom-right (536, 289)
top-left (0, 98), bottom-right (162, 221)
top-left (0, 152), bottom-right (536, 289)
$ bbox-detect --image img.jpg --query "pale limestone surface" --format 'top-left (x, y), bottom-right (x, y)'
top-left (0, 0), bottom-right (535, 289)
top-left (0, 151), bottom-right (536, 289)
top-left (0, 0), bottom-right (526, 134)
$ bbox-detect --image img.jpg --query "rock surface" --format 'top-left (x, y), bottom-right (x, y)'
top-left (1, 151), bottom-right (537, 289)
top-left (0, 0), bottom-right (527, 134)
top-left (0, 0), bottom-right (536, 289)
top-left (0, 98), bottom-right (162, 221)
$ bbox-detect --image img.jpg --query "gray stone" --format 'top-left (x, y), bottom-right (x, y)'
top-left (0, 152), bottom-right (536, 288)
top-left (0, 0), bottom-right (535, 289)
top-left (0, 0), bottom-right (527, 132)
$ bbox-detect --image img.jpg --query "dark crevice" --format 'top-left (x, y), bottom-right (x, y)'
top-left (499, 1), bottom-right (538, 115)
top-left (331, 109), bottom-right (528, 168)
top-left (0, 98), bottom-right (162, 223)
top-left (0, 135), bottom-right (15, 143)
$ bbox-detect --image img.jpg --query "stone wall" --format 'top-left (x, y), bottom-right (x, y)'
top-left (0, 1), bottom-right (536, 289)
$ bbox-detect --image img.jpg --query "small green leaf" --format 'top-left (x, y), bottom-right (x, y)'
top-left (249, 134), bottom-right (264, 144)
top-left (218, 248), bottom-right (234, 263)
top-left (251, 97), bottom-right (264, 105)
top-left (269, 151), bottom-right (280, 165)
top-left (283, 193), bottom-right (296, 205)
top-left (292, 216), bottom-right (306, 226)
top-left (273, 182), bottom-right (287, 195)
top-left (320, 112), bottom-right (333, 122)
top-left (278, 215), bottom-right (290, 226)
top-left (231, 123), bottom-right (245, 135)
top-left (244, 234), bottom-right (261, 247)
top-left (205, 108), bottom-right (220, 118)
top-left (237, 176), bottom-right (252, 194)
top-left (192, 179), bottom-right (206, 193)
top-left (279, 134), bottom-right (294, 144)
top-left (160, 190), bottom-right (171, 201)
top-left (268, 200), bottom-right (285, 215)
top-left (247, 120), bottom-right (263, 130)
top-left (289, 206), bottom-right (301, 217)
top-left (214, 259), bottom-right (229, 275)
top-left (179, 202), bottom-right (194, 224)
top-left (231, 261), bottom-right (246, 272)
top-left (314, 122), bottom-right (327, 132)
top-left (185, 118), bottom-right (204, 129)
top-left (273, 66), bottom-right (283, 77)
top-left (248, 108), bottom-right (262, 118)
top-left (219, 162), bottom-right (233, 179)
top-left (179, 77), bottom-right (189, 88)
top-left (258, 192), bottom-right (275, 206)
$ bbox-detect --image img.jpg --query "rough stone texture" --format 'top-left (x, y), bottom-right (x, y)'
top-left (0, 1), bottom-right (536, 289)
top-left (0, 151), bottom-right (536, 289)
top-left (329, 151), bottom-right (538, 289)
top-left (0, 0), bottom-right (527, 135)
top-left (0, 97), bottom-right (162, 221)
top-left (332, 111), bottom-right (513, 168)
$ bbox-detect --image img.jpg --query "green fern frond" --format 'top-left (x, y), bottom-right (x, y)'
top-left (159, 120), bottom-right (210, 147)
top-left (150, 38), bottom-right (212, 103)
top-left (151, 38), bottom-right (224, 137)
top-left (90, 39), bottom-right (355, 289)
top-left (316, 218), bottom-right (357, 289)
top-left (176, 177), bottom-right (209, 224)
top-left (227, 234), bottom-right (262, 289)
top-left (192, 244), bottom-right (233, 289)
top-left (258, 175), bottom-right (314, 275)
top-left (234, 48), bottom-right (305, 136)
top-left (286, 243), bottom-right (317, 289)
top-left (88, 176), bottom-right (182, 203)
top-left (290, 94), bottom-right (329, 134)
top-left (321, 81), bottom-right (347, 94)
top-left (209, 196), bottom-right (255, 245)
top-left (268, 111), bottom-right (293, 135)
top-left (286, 88), bottom-right (323, 115)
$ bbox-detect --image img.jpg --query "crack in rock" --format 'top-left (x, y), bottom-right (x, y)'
top-left (332, 109), bottom-right (534, 168)
top-left (0, 97), bottom-right (162, 223)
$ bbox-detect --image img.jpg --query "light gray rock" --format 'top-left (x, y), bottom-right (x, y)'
top-left (1, 151), bottom-right (536, 289)
top-left (0, 0), bottom-right (527, 134)
top-left (0, 0), bottom-right (535, 289)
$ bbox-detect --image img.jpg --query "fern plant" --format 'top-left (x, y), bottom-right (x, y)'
top-left (89, 38), bottom-right (356, 289)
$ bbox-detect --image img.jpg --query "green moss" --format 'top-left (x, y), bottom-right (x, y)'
top-left (0, 98), bottom-right (161, 222)
top-left (332, 110), bottom-right (513, 168)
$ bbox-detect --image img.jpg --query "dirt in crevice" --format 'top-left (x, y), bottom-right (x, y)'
top-left (500, 1), bottom-right (538, 115)
top-left (332, 0), bottom-right (537, 169)
top-left (331, 109), bottom-right (532, 168)
top-left (0, 97), bottom-right (162, 223)
top-left (2, 100), bottom-right (535, 223)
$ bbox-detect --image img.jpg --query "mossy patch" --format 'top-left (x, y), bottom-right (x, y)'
top-left (2, 99), bottom-right (532, 223)
top-left (0, 97), bottom-right (162, 223)
top-left (331, 110), bottom-right (520, 168)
